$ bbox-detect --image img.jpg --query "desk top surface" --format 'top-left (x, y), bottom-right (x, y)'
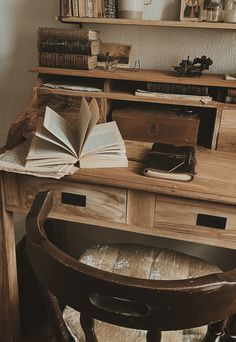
top-left (65, 140), bottom-right (236, 205)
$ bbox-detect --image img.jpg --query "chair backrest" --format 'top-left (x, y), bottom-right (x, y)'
top-left (26, 191), bottom-right (236, 334)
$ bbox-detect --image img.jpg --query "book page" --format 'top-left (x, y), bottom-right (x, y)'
top-left (43, 106), bottom-right (77, 156)
top-left (76, 97), bottom-right (93, 155)
top-left (35, 117), bottom-right (77, 156)
top-left (0, 141), bottom-right (78, 178)
top-left (26, 135), bottom-right (77, 166)
top-left (80, 121), bottom-right (126, 158)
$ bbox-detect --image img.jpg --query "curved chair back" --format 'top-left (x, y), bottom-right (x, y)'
top-left (26, 191), bottom-right (236, 340)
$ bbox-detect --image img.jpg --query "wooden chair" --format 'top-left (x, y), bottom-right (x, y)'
top-left (26, 191), bottom-right (236, 342)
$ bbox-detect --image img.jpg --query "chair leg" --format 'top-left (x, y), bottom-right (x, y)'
top-left (146, 329), bottom-right (162, 342)
top-left (219, 314), bottom-right (236, 341)
top-left (202, 320), bottom-right (226, 342)
top-left (80, 314), bottom-right (98, 342)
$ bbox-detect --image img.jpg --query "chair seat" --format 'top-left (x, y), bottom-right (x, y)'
top-left (63, 244), bottom-right (221, 342)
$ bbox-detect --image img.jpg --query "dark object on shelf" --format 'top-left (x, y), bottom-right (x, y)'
top-left (173, 56), bottom-right (213, 77)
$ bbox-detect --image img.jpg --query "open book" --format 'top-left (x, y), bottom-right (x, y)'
top-left (26, 97), bottom-right (128, 169)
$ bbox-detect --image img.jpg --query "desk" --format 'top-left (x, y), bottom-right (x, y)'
top-left (1, 140), bottom-right (236, 341)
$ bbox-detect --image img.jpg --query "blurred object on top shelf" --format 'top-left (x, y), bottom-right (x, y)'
top-left (173, 56), bottom-right (213, 77)
top-left (224, 0), bottom-right (236, 22)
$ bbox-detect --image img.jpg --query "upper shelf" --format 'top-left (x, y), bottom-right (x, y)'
top-left (60, 17), bottom-right (236, 30)
top-left (31, 66), bottom-right (236, 88)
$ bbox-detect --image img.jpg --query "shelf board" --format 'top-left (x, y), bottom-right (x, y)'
top-left (38, 86), bottom-right (236, 110)
top-left (31, 66), bottom-right (236, 88)
top-left (60, 17), bottom-right (236, 30)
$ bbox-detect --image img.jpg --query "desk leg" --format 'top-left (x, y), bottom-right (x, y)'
top-left (0, 173), bottom-right (21, 341)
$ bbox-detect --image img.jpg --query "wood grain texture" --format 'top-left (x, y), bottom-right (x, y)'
top-left (217, 109), bottom-right (236, 152)
top-left (24, 177), bottom-right (127, 224)
top-left (31, 67), bottom-right (236, 88)
top-left (60, 17), bottom-right (236, 30)
top-left (0, 172), bottom-right (21, 342)
top-left (112, 107), bottom-right (199, 145)
top-left (127, 189), bottom-right (155, 228)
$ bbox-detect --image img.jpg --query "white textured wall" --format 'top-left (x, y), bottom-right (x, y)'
top-left (0, 0), bottom-right (236, 146)
top-left (0, 0), bottom-right (59, 146)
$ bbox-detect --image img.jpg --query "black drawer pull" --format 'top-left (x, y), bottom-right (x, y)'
top-left (61, 193), bottom-right (86, 207)
top-left (196, 213), bottom-right (227, 229)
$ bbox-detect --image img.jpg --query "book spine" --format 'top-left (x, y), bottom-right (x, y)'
top-left (38, 27), bottom-right (100, 41)
top-left (72, 0), bottom-right (79, 16)
top-left (227, 88), bottom-right (236, 97)
top-left (38, 38), bottom-right (97, 55)
top-left (147, 82), bottom-right (209, 96)
top-left (61, 0), bottom-right (72, 17)
top-left (87, 0), bottom-right (94, 17)
top-left (38, 52), bottom-right (97, 70)
top-left (104, 0), bottom-right (116, 17)
top-left (78, 0), bottom-right (87, 17)
top-left (225, 96), bottom-right (236, 104)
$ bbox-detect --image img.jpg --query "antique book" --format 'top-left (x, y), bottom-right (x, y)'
top-left (147, 82), bottom-right (209, 96)
top-left (227, 88), bottom-right (236, 97)
top-left (78, 0), bottom-right (87, 17)
top-left (143, 142), bottom-right (196, 182)
top-left (38, 52), bottom-right (97, 69)
top-left (61, 0), bottom-right (72, 17)
top-left (38, 38), bottom-right (101, 55)
top-left (135, 89), bottom-right (212, 104)
top-left (71, 0), bottom-right (79, 16)
top-left (104, 0), bottom-right (116, 17)
top-left (26, 97), bottom-right (128, 169)
top-left (38, 27), bottom-right (101, 41)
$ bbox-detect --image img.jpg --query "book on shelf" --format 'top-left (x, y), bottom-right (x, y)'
top-left (135, 90), bottom-right (212, 104)
top-left (38, 27), bottom-right (101, 41)
top-left (71, 0), bottom-right (79, 17)
top-left (225, 96), bottom-right (236, 104)
top-left (104, 0), bottom-right (116, 18)
top-left (38, 38), bottom-right (101, 56)
top-left (61, 0), bottom-right (72, 17)
top-left (87, 0), bottom-right (94, 17)
top-left (38, 52), bottom-right (97, 69)
top-left (227, 88), bottom-right (236, 97)
top-left (78, 0), bottom-right (87, 17)
top-left (143, 142), bottom-right (196, 182)
top-left (147, 82), bottom-right (209, 96)
top-left (0, 98), bottom-right (128, 179)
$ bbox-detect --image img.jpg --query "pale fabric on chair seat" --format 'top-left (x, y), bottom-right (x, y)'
top-left (63, 244), bottom-right (222, 342)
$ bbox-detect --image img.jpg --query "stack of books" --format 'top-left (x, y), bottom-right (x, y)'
top-left (38, 27), bottom-right (101, 70)
top-left (61, 0), bottom-right (117, 18)
top-left (225, 88), bottom-right (236, 104)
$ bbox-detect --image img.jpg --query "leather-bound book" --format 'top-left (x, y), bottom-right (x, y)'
top-left (143, 142), bottom-right (196, 182)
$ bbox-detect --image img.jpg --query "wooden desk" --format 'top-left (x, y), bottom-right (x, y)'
top-left (1, 140), bottom-right (236, 341)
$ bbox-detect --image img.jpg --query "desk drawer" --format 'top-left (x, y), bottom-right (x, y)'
top-left (155, 195), bottom-right (236, 231)
top-left (24, 178), bottom-right (127, 224)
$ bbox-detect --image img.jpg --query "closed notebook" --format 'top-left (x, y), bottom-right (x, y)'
top-left (143, 142), bottom-right (196, 182)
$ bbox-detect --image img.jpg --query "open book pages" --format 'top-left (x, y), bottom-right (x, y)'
top-left (135, 89), bottom-right (212, 104)
top-left (26, 97), bottom-right (128, 169)
top-left (0, 141), bottom-right (78, 179)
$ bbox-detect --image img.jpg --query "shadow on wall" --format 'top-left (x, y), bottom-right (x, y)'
top-left (0, 0), bottom-right (60, 146)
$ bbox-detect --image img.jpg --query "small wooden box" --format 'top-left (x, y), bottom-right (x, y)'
top-left (112, 107), bottom-right (200, 145)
